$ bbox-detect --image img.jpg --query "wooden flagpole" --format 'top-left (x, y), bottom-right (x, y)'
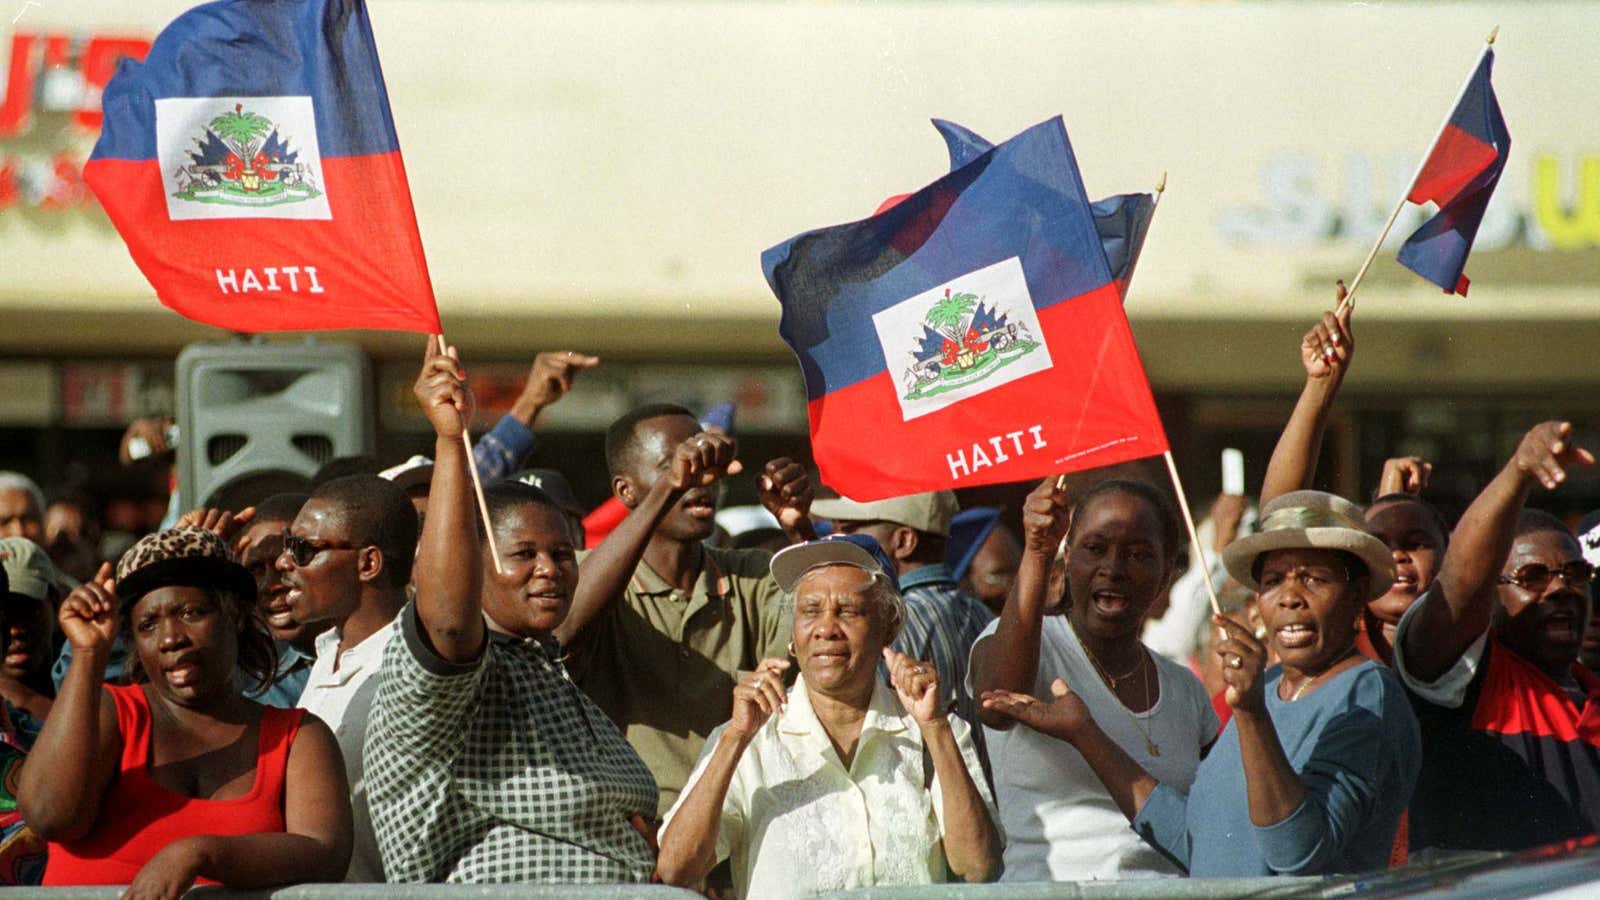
top-left (1162, 450), bottom-right (1224, 618)
top-left (434, 333), bottom-right (505, 574)
top-left (1336, 26), bottom-right (1500, 315)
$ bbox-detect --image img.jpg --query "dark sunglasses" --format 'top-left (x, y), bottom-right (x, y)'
top-left (1497, 561), bottom-right (1595, 593)
top-left (281, 531), bottom-right (361, 566)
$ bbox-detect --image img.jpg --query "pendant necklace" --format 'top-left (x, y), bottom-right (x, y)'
top-left (1080, 628), bottom-right (1161, 757)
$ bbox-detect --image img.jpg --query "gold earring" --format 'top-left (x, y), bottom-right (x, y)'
top-left (786, 641), bottom-right (795, 657)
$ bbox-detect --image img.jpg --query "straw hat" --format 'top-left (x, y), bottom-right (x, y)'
top-left (1221, 490), bottom-right (1394, 600)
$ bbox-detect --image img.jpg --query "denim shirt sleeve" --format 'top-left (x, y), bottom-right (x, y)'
top-left (472, 414), bottom-right (538, 484)
top-left (1132, 782), bottom-right (1193, 872)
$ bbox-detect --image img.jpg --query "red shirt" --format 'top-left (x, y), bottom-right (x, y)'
top-left (44, 684), bottom-right (303, 886)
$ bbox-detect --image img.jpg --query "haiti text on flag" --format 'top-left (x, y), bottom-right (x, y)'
top-left (84, 0), bottom-right (440, 334)
top-left (933, 118), bottom-right (1156, 299)
top-left (1396, 48), bottom-right (1510, 297)
top-left (763, 117), bottom-right (1168, 501)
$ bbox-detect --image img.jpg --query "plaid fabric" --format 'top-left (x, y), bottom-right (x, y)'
top-left (365, 604), bottom-right (657, 884)
top-left (472, 414), bottom-right (537, 484)
top-left (892, 565), bottom-right (994, 724)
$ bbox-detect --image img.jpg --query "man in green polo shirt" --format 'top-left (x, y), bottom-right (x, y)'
top-left (554, 403), bottom-right (815, 818)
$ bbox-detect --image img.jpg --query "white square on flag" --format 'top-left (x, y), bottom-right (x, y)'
top-left (873, 255), bottom-right (1054, 422)
top-left (156, 96), bottom-right (332, 221)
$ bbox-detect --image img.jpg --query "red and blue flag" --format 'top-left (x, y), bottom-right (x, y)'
top-left (1396, 49), bottom-right (1510, 296)
top-left (84, 0), bottom-right (440, 334)
top-left (933, 118), bottom-right (1156, 298)
top-left (763, 116), bottom-right (1168, 500)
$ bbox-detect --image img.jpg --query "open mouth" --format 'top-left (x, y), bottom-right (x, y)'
top-left (1389, 572), bottom-right (1419, 594)
top-left (1090, 590), bottom-right (1130, 618)
top-left (164, 656), bottom-right (204, 688)
top-left (1276, 622), bottom-right (1318, 650)
top-left (1542, 611), bottom-right (1581, 645)
top-left (523, 589), bottom-right (567, 609)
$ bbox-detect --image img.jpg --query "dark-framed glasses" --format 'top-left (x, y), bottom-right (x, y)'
top-left (282, 531), bottom-right (361, 566)
top-left (1497, 561), bottom-right (1594, 592)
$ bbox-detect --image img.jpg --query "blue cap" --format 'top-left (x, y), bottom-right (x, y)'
top-left (699, 402), bottom-right (736, 436)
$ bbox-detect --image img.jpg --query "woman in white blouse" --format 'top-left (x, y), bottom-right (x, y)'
top-left (657, 534), bottom-right (1001, 897)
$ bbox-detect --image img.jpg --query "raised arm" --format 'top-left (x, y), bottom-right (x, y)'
top-left (757, 457), bottom-right (818, 545)
top-left (475, 351), bottom-right (600, 482)
top-left (656, 658), bottom-right (788, 887)
top-left (1260, 283), bottom-right (1353, 506)
top-left (971, 477), bottom-right (1070, 728)
top-left (121, 715), bottom-right (353, 897)
top-left (411, 339), bottom-right (485, 665)
top-left (1401, 421), bottom-right (1593, 681)
top-left (17, 562), bottom-right (122, 840)
top-left (554, 432), bottom-right (739, 646)
top-left (885, 649), bottom-right (1000, 882)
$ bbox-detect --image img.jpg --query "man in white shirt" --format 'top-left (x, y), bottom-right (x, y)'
top-left (279, 473), bottom-right (418, 882)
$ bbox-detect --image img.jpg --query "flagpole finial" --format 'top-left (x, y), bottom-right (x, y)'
top-left (1487, 25), bottom-right (1499, 44)
top-left (1155, 171), bottom-right (1167, 195)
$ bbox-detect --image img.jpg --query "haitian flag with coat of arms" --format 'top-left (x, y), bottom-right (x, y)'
top-left (763, 116), bottom-right (1168, 501)
top-left (83, 0), bottom-right (441, 334)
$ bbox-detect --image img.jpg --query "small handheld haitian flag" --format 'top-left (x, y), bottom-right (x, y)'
top-left (1396, 48), bottom-right (1509, 297)
top-left (84, 0), bottom-right (441, 334)
top-left (763, 117), bottom-right (1168, 501)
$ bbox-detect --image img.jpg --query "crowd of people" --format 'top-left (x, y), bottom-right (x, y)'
top-left (1, 291), bottom-right (1597, 897)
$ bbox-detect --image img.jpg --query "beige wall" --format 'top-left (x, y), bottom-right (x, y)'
top-left (3, 1), bottom-right (1598, 389)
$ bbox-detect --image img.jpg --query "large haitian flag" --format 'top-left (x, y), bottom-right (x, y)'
top-left (1396, 48), bottom-right (1509, 297)
top-left (763, 117), bottom-right (1168, 501)
top-left (84, 0), bottom-right (441, 334)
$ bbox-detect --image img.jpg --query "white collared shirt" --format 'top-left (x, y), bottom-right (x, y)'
top-left (664, 676), bottom-right (995, 899)
top-left (299, 619), bottom-right (399, 734)
top-left (299, 617), bottom-right (399, 882)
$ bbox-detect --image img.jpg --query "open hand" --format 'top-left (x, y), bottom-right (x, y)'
top-left (1299, 282), bottom-right (1354, 382)
top-left (1512, 421), bottom-right (1594, 491)
top-left (1021, 477), bottom-right (1072, 558)
top-left (58, 561), bottom-right (118, 655)
top-left (884, 648), bottom-right (942, 725)
top-left (758, 458), bottom-right (813, 530)
top-left (980, 678), bottom-right (1092, 743)
top-left (728, 657), bottom-right (789, 740)
top-left (415, 337), bottom-right (471, 440)
top-left (668, 431), bottom-right (741, 491)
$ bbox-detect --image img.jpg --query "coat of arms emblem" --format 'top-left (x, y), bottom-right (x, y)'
top-left (871, 256), bottom-right (1054, 422)
top-left (902, 287), bottom-right (1041, 401)
top-left (171, 103), bottom-right (322, 207)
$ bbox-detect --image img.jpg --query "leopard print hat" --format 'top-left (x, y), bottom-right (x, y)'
top-left (115, 526), bottom-right (257, 608)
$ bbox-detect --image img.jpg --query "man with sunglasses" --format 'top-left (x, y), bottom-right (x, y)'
top-left (1393, 421), bottom-right (1600, 852)
top-left (279, 473), bottom-right (419, 882)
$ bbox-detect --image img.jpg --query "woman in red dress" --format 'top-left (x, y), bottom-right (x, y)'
top-left (19, 526), bottom-right (350, 899)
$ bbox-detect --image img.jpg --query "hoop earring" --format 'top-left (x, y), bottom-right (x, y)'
top-left (786, 641), bottom-right (795, 657)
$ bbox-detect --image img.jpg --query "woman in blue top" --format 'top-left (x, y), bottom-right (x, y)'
top-left (982, 490), bottom-right (1420, 876)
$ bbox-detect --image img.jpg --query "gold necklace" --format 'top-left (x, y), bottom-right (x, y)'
top-left (1079, 629), bottom-right (1161, 757)
top-left (1287, 647), bottom-right (1359, 701)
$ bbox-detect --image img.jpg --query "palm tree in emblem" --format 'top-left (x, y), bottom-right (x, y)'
top-left (209, 103), bottom-right (273, 191)
top-left (927, 288), bottom-right (979, 368)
